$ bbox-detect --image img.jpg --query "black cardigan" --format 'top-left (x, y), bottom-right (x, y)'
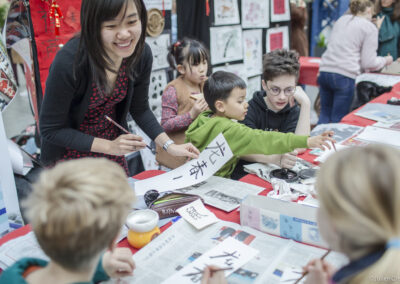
top-left (39, 37), bottom-right (164, 165)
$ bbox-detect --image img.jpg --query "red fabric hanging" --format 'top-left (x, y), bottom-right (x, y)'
top-left (206, 0), bottom-right (210, 16)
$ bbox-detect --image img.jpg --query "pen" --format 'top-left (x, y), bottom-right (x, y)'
top-left (105, 115), bottom-right (154, 152)
top-left (293, 249), bottom-right (331, 284)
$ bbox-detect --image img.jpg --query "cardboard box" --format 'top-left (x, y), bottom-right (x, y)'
top-left (240, 195), bottom-right (328, 248)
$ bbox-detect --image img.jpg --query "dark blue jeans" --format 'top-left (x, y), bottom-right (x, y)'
top-left (317, 72), bottom-right (355, 124)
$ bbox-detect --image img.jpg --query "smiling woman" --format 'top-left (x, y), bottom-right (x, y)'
top-left (39, 0), bottom-right (200, 174)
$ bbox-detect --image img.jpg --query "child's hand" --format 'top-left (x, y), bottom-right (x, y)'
top-left (307, 131), bottom-right (335, 150)
top-left (304, 258), bottom-right (335, 284)
top-left (279, 150), bottom-right (298, 169)
top-left (167, 143), bottom-right (200, 159)
top-left (290, 86), bottom-right (310, 107)
top-left (102, 248), bottom-right (135, 278)
top-left (201, 266), bottom-right (227, 284)
top-left (190, 98), bottom-right (209, 119)
top-left (385, 55), bottom-right (394, 66)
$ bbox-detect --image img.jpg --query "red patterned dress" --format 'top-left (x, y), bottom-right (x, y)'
top-left (61, 61), bottom-right (129, 174)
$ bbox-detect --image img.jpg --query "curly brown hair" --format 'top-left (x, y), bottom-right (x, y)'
top-left (349, 0), bottom-right (374, 15)
top-left (262, 49), bottom-right (300, 82)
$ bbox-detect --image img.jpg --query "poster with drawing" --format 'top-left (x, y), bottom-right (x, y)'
top-left (247, 76), bottom-right (261, 102)
top-left (241, 0), bottom-right (269, 28)
top-left (243, 29), bottom-right (262, 77)
top-left (271, 0), bottom-right (290, 22)
top-left (210, 25), bottom-right (243, 65)
top-left (266, 26), bottom-right (289, 53)
top-left (148, 69), bottom-right (168, 121)
top-left (213, 0), bottom-right (240, 26)
top-left (146, 34), bottom-right (170, 71)
top-left (213, 63), bottom-right (248, 86)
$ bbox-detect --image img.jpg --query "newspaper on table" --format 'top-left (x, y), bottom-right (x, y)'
top-left (0, 232), bottom-right (49, 270)
top-left (134, 133), bottom-right (233, 196)
top-left (174, 176), bottom-right (264, 212)
top-left (355, 125), bottom-right (400, 149)
top-left (101, 219), bottom-right (348, 284)
top-left (354, 103), bottom-right (400, 123)
top-left (243, 158), bottom-right (317, 184)
top-left (373, 120), bottom-right (400, 131)
top-left (310, 123), bottom-right (363, 143)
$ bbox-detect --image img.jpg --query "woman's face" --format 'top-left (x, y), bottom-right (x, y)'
top-left (381, 0), bottom-right (394, 8)
top-left (101, 0), bottom-right (142, 64)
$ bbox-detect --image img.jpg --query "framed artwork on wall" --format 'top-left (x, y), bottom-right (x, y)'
top-left (266, 26), bottom-right (289, 53)
top-left (241, 0), bottom-right (269, 28)
top-left (243, 29), bottom-right (263, 77)
top-left (271, 0), bottom-right (290, 22)
top-left (210, 25), bottom-right (243, 65)
top-left (213, 0), bottom-right (240, 26)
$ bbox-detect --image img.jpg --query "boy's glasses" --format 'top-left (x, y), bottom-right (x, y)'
top-left (266, 83), bottom-right (296, 97)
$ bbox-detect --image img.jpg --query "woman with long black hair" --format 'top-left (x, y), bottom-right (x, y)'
top-left (39, 0), bottom-right (199, 173)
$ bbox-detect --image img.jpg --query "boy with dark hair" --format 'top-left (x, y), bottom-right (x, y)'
top-left (232, 49), bottom-right (311, 179)
top-left (185, 71), bottom-right (333, 178)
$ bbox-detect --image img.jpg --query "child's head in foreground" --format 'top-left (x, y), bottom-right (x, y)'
top-left (316, 145), bottom-right (400, 283)
top-left (203, 71), bottom-right (248, 121)
top-left (24, 158), bottom-right (135, 271)
top-left (261, 49), bottom-right (300, 112)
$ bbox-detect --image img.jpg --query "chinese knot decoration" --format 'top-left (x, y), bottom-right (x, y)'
top-left (42, 0), bottom-right (63, 35)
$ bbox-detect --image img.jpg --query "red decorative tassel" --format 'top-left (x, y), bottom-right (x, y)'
top-left (162, 0), bottom-right (165, 17)
top-left (49, 0), bottom-right (63, 35)
top-left (206, 0), bottom-right (210, 16)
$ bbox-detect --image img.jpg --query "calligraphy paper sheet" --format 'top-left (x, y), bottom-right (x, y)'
top-left (177, 199), bottom-right (219, 230)
top-left (243, 29), bottom-right (263, 77)
top-left (162, 237), bottom-right (258, 284)
top-left (134, 133), bottom-right (233, 196)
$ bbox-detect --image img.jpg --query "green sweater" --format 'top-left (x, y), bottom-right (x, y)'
top-left (185, 111), bottom-right (308, 177)
top-left (0, 257), bottom-right (109, 284)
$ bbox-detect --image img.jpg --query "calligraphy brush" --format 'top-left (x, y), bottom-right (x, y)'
top-left (104, 115), bottom-right (154, 152)
top-left (293, 249), bottom-right (331, 284)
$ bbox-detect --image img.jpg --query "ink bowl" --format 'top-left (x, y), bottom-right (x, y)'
top-left (126, 209), bottom-right (160, 249)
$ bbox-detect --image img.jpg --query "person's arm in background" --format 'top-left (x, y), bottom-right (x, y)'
top-left (161, 86), bottom-right (193, 132)
top-left (161, 86), bottom-right (208, 132)
top-left (360, 23), bottom-right (392, 71)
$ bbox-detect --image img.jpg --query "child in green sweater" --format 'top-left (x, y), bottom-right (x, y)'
top-left (185, 71), bottom-right (334, 178)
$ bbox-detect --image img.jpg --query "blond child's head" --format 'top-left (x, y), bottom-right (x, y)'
top-left (24, 158), bottom-right (135, 271)
top-left (203, 71), bottom-right (248, 121)
top-left (316, 145), bottom-right (400, 283)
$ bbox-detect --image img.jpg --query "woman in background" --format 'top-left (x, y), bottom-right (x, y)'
top-left (317, 0), bottom-right (392, 124)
